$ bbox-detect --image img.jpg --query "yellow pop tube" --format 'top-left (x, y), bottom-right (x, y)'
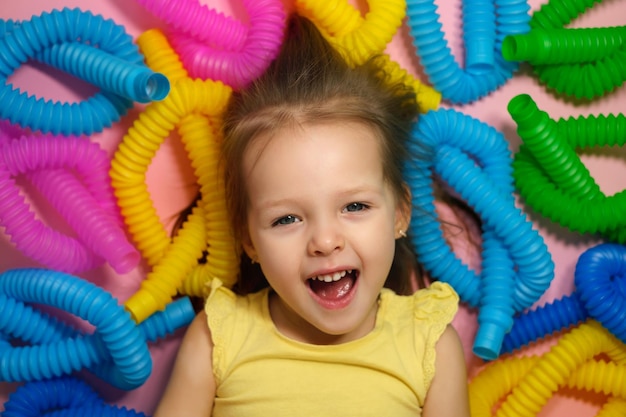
top-left (498, 320), bottom-right (625, 417)
top-left (295, 0), bottom-right (441, 112)
top-left (136, 28), bottom-right (189, 84)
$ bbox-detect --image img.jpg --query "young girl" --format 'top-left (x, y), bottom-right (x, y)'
top-left (154, 14), bottom-right (470, 417)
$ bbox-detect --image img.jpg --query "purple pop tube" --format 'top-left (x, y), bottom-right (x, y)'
top-left (0, 131), bottom-right (140, 274)
top-left (169, 0), bottom-right (286, 89)
top-left (136, 0), bottom-right (248, 51)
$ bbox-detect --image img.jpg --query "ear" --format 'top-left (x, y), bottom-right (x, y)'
top-left (394, 185), bottom-right (412, 239)
top-left (241, 231), bottom-right (259, 263)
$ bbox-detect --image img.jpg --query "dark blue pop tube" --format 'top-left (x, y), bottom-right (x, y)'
top-left (2, 377), bottom-right (148, 417)
top-left (405, 0), bottom-right (529, 104)
top-left (0, 8), bottom-right (169, 136)
top-left (404, 108), bottom-right (554, 359)
top-left (501, 243), bottom-right (626, 353)
top-left (0, 269), bottom-right (194, 389)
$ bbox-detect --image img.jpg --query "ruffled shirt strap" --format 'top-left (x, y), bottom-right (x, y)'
top-left (204, 278), bottom-right (238, 384)
top-left (411, 281), bottom-right (459, 390)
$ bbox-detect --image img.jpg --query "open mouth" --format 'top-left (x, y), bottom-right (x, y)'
top-left (308, 270), bottom-right (358, 305)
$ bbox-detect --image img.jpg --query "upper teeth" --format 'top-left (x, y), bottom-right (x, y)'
top-left (313, 270), bottom-right (351, 282)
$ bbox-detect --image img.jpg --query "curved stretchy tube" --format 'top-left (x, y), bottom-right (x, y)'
top-left (470, 354), bottom-right (626, 417)
top-left (509, 94), bottom-right (626, 242)
top-left (403, 108), bottom-right (553, 359)
top-left (503, 243), bottom-right (626, 353)
top-left (405, 0), bottom-right (529, 104)
top-left (0, 287), bottom-right (194, 388)
top-left (2, 377), bottom-right (148, 417)
top-left (513, 0), bottom-right (626, 99)
top-left (169, 0), bottom-right (286, 89)
top-left (0, 268), bottom-right (152, 390)
top-left (0, 131), bottom-right (140, 274)
top-left (296, 0), bottom-right (441, 112)
top-left (0, 8), bottom-right (167, 135)
top-left (136, 0), bottom-right (248, 51)
top-left (111, 62), bottom-right (238, 321)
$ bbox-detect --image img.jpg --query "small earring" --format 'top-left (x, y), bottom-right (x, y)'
top-left (250, 256), bottom-right (258, 264)
top-left (398, 229), bottom-right (407, 238)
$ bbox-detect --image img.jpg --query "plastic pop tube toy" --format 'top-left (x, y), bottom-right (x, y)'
top-left (405, 0), bottom-right (529, 104)
top-left (0, 268), bottom-right (153, 390)
top-left (0, 282), bottom-right (194, 389)
top-left (509, 94), bottom-right (626, 243)
top-left (502, 243), bottom-right (626, 353)
top-left (136, 0), bottom-right (248, 51)
top-left (0, 8), bottom-right (169, 136)
top-left (168, 0), bottom-right (286, 89)
top-left (295, 0), bottom-right (441, 112)
top-left (111, 33), bottom-right (239, 321)
top-left (505, 0), bottom-right (626, 100)
top-left (472, 320), bottom-right (626, 417)
top-left (469, 355), bottom-right (626, 417)
top-left (404, 108), bottom-right (554, 360)
top-left (0, 130), bottom-right (140, 274)
top-left (2, 377), bottom-right (148, 417)
top-left (503, 26), bottom-right (626, 99)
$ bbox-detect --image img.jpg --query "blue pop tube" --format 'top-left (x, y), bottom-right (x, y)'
top-left (0, 269), bottom-right (194, 389)
top-left (2, 377), bottom-right (148, 417)
top-left (501, 243), bottom-right (626, 353)
top-left (405, 0), bottom-right (529, 104)
top-left (404, 108), bottom-right (554, 359)
top-left (0, 268), bottom-right (169, 390)
top-left (0, 8), bottom-right (169, 136)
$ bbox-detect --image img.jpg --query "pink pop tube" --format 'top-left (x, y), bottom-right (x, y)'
top-left (169, 0), bottom-right (286, 89)
top-left (0, 134), bottom-right (140, 274)
top-left (136, 0), bottom-right (248, 51)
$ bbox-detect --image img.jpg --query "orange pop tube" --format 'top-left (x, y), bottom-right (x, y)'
top-left (295, 0), bottom-right (441, 112)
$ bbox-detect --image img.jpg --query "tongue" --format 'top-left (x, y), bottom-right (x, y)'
top-left (310, 276), bottom-right (355, 300)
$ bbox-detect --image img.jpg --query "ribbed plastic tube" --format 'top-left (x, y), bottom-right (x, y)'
top-left (2, 377), bottom-right (148, 417)
top-left (404, 108), bottom-right (554, 360)
top-left (169, 0), bottom-right (285, 89)
top-left (295, 0), bottom-right (441, 112)
top-left (0, 268), bottom-right (152, 390)
top-left (515, 0), bottom-right (626, 99)
top-left (0, 8), bottom-right (168, 136)
top-left (111, 34), bottom-right (238, 322)
top-left (0, 281), bottom-right (194, 388)
top-left (503, 243), bottom-right (626, 354)
top-left (469, 355), bottom-right (626, 417)
top-left (0, 132), bottom-right (140, 274)
top-left (509, 94), bottom-right (626, 242)
top-left (405, 0), bottom-right (529, 104)
top-left (136, 0), bottom-right (248, 51)
top-left (496, 320), bottom-right (625, 417)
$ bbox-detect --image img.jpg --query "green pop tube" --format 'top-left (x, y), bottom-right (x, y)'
top-left (502, 26), bottom-right (626, 65)
top-left (509, 94), bottom-right (626, 241)
top-left (502, 0), bottom-right (626, 99)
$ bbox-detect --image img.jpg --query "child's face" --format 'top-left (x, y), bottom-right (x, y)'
top-left (242, 121), bottom-right (409, 344)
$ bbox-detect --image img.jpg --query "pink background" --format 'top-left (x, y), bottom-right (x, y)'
top-left (1, 0), bottom-right (625, 415)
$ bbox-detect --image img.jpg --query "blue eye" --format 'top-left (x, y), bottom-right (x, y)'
top-left (273, 215), bottom-right (299, 226)
top-left (345, 202), bottom-right (368, 212)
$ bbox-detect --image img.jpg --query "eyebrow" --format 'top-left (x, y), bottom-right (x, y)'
top-left (254, 184), bottom-right (384, 211)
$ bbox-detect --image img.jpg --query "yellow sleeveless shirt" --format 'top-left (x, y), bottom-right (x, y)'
top-left (206, 280), bottom-right (459, 417)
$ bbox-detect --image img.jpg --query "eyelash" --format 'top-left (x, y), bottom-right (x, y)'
top-left (271, 202), bottom-right (369, 227)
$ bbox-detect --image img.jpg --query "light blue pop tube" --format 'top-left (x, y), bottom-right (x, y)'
top-left (39, 42), bottom-right (169, 103)
top-left (0, 8), bottom-right (168, 135)
top-left (0, 269), bottom-right (194, 389)
top-left (2, 377), bottom-right (148, 417)
top-left (405, 0), bottom-right (529, 104)
top-left (404, 108), bottom-right (554, 359)
top-left (0, 268), bottom-right (152, 389)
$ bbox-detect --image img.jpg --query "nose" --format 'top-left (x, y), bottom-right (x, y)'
top-left (307, 219), bottom-right (345, 256)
